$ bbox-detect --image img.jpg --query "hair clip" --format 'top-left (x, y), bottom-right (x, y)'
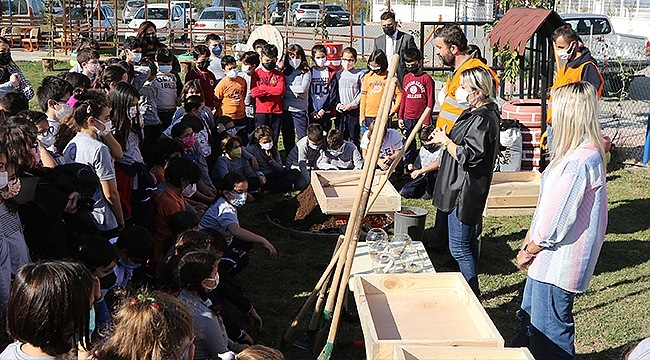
top-left (129, 294), bottom-right (160, 310)
top-left (87, 106), bottom-right (92, 114)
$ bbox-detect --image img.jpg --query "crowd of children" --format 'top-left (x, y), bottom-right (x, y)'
top-left (0, 14), bottom-right (441, 358)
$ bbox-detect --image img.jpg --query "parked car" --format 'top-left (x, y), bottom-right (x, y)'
top-left (90, 5), bottom-right (116, 41)
top-left (263, 1), bottom-right (287, 25)
top-left (291, 2), bottom-right (322, 27)
top-left (122, 0), bottom-right (144, 23)
top-left (323, 4), bottom-right (350, 27)
top-left (128, 4), bottom-right (186, 39)
top-left (194, 6), bottom-right (247, 43)
top-left (212, 0), bottom-right (245, 11)
top-left (171, 1), bottom-right (199, 23)
top-left (1, 0), bottom-right (45, 17)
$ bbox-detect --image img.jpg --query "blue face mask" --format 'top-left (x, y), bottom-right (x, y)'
top-left (212, 45), bottom-right (222, 57)
top-left (89, 306), bottom-right (96, 334)
top-left (229, 191), bottom-right (246, 207)
top-left (122, 259), bottom-right (142, 270)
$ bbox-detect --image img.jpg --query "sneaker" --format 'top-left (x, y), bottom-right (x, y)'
top-left (421, 192), bottom-right (432, 200)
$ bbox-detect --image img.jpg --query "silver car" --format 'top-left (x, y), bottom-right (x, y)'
top-left (122, 0), bottom-right (143, 23)
top-left (291, 2), bottom-right (322, 27)
top-left (193, 6), bottom-right (247, 43)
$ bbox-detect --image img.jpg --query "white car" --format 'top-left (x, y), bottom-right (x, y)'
top-left (193, 6), bottom-right (247, 43)
top-left (171, 1), bottom-right (199, 23)
top-left (128, 3), bottom-right (185, 38)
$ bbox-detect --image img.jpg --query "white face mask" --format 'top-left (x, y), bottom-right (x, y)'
top-left (240, 65), bottom-right (251, 74)
top-left (314, 58), bottom-right (327, 67)
top-left (289, 58), bottom-right (302, 69)
top-left (260, 141), bottom-right (273, 151)
top-left (557, 42), bottom-right (576, 61)
top-left (182, 183), bottom-right (197, 198)
top-left (96, 119), bottom-right (113, 137)
top-left (204, 273), bottom-right (220, 291)
top-left (455, 87), bottom-right (474, 108)
top-left (38, 133), bottom-right (55, 148)
top-left (130, 51), bottom-right (142, 63)
top-left (0, 171), bottom-right (7, 189)
top-left (226, 69), bottom-right (239, 78)
top-left (341, 59), bottom-right (355, 71)
top-left (128, 105), bottom-right (138, 120)
top-left (159, 65), bottom-right (173, 73)
top-left (54, 102), bottom-right (72, 121)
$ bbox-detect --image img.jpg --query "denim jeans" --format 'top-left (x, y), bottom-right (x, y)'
top-left (337, 109), bottom-right (361, 148)
top-left (514, 277), bottom-right (575, 360)
top-left (402, 118), bottom-right (419, 166)
top-left (281, 110), bottom-right (307, 155)
top-left (447, 208), bottom-right (480, 296)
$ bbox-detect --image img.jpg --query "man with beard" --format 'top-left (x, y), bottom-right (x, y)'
top-left (373, 11), bottom-right (417, 86)
top-left (434, 25), bottom-right (497, 133)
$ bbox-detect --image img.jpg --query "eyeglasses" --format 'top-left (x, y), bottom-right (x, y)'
top-left (40, 126), bottom-right (55, 137)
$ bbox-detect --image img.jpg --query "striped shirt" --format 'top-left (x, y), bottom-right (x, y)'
top-left (528, 144), bottom-right (608, 293)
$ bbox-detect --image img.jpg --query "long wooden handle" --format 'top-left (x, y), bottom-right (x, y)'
top-left (366, 106), bottom-right (433, 212)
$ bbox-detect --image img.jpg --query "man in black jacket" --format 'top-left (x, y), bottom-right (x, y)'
top-left (373, 11), bottom-right (417, 86)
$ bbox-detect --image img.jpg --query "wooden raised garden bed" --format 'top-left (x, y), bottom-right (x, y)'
top-left (353, 273), bottom-right (504, 360)
top-left (311, 170), bottom-right (401, 215)
top-left (394, 345), bottom-right (534, 359)
top-left (485, 171), bottom-right (541, 217)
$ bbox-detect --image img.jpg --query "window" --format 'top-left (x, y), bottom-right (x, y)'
top-left (301, 4), bottom-right (321, 10)
top-left (201, 10), bottom-right (237, 20)
top-left (565, 18), bottom-right (611, 35)
top-left (136, 8), bottom-right (170, 19)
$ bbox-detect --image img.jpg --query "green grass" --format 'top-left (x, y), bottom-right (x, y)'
top-left (18, 62), bottom-right (650, 359)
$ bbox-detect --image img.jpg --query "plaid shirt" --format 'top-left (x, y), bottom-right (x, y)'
top-left (0, 64), bottom-right (34, 100)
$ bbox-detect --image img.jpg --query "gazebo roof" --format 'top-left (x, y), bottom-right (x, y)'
top-left (488, 7), bottom-right (565, 55)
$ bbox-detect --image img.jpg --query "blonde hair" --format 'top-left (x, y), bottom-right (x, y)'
top-left (93, 290), bottom-right (194, 360)
top-left (235, 345), bottom-right (284, 360)
top-left (549, 81), bottom-right (605, 169)
top-left (459, 66), bottom-right (496, 99)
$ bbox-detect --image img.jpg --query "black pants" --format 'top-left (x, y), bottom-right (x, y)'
top-left (264, 169), bottom-right (300, 193)
top-left (157, 110), bottom-right (175, 131)
top-left (143, 124), bottom-right (163, 156)
top-left (234, 117), bottom-right (254, 146)
top-left (400, 171), bottom-right (437, 199)
top-left (255, 113), bottom-right (282, 147)
top-left (402, 118), bottom-right (419, 167)
top-left (220, 237), bottom-right (254, 276)
top-left (337, 109), bottom-right (360, 148)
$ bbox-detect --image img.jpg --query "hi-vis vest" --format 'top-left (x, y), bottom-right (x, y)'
top-left (547, 60), bottom-right (604, 124)
top-left (436, 58), bottom-right (499, 132)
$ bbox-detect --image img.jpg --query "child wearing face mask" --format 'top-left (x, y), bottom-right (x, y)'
top-left (200, 171), bottom-right (278, 274)
top-left (317, 128), bottom-right (363, 170)
top-left (280, 44), bottom-right (311, 155)
top-left (111, 225), bottom-right (154, 289)
top-left (153, 48), bottom-right (179, 130)
top-left (61, 90), bottom-right (125, 238)
top-left (250, 44), bottom-right (285, 146)
top-left (246, 125), bottom-right (299, 194)
top-left (206, 34), bottom-right (225, 82)
top-left (285, 123), bottom-right (325, 190)
top-left (214, 55), bottom-right (249, 145)
top-left (186, 45), bottom-right (218, 111)
top-left (238, 52), bottom-right (260, 122)
top-left (360, 49), bottom-right (402, 129)
top-left (36, 76), bottom-right (74, 154)
top-left (213, 136), bottom-right (262, 193)
top-left (74, 48), bottom-right (101, 84)
top-left (308, 44), bottom-right (338, 133)
top-left (335, 47), bottom-right (365, 148)
top-left (168, 80), bottom-right (216, 136)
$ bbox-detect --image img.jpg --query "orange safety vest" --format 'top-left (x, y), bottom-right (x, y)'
top-left (436, 58), bottom-right (499, 132)
top-left (548, 61), bottom-right (604, 124)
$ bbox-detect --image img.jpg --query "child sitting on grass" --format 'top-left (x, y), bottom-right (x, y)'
top-left (317, 129), bottom-right (363, 170)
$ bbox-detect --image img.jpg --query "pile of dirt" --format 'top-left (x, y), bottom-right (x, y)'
top-left (268, 185), bottom-right (394, 234)
top-left (398, 209), bottom-right (417, 216)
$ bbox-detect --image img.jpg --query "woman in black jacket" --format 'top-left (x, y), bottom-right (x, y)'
top-left (430, 66), bottom-right (500, 297)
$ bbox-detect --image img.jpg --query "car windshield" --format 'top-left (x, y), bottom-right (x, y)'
top-left (326, 5), bottom-right (344, 11)
top-left (564, 18), bottom-right (611, 35)
top-left (301, 4), bottom-right (321, 10)
top-left (128, 0), bottom-right (144, 7)
top-left (135, 7), bottom-right (169, 19)
top-left (200, 10), bottom-right (238, 20)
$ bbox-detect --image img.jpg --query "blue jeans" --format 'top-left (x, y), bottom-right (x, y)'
top-left (402, 118), bottom-right (418, 166)
top-left (447, 208), bottom-right (480, 296)
top-left (337, 109), bottom-right (360, 148)
top-left (282, 110), bottom-right (307, 155)
top-left (514, 277), bottom-right (575, 360)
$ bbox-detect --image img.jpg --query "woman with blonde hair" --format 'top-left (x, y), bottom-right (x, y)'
top-left (514, 81), bottom-right (607, 360)
top-left (430, 65), bottom-right (500, 297)
top-left (92, 289), bottom-right (195, 360)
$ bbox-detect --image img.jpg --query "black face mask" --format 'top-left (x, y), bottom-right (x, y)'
top-left (382, 25), bottom-right (396, 36)
top-left (197, 60), bottom-right (210, 70)
top-left (262, 61), bottom-right (276, 71)
top-left (423, 143), bottom-right (436, 152)
top-left (406, 65), bottom-right (420, 74)
top-left (145, 34), bottom-right (157, 44)
top-left (0, 52), bottom-right (12, 66)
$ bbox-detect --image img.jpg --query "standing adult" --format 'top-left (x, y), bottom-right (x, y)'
top-left (513, 82), bottom-right (607, 360)
top-left (137, 21), bottom-right (182, 97)
top-left (430, 66), bottom-right (500, 297)
top-left (428, 25), bottom-right (498, 253)
top-left (544, 25), bottom-right (604, 149)
top-left (373, 11), bottom-right (417, 86)
top-left (0, 37), bottom-right (34, 101)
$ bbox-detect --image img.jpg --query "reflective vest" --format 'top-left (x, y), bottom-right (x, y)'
top-left (548, 60), bottom-right (604, 124)
top-left (436, 58), bottom-right (499, 132)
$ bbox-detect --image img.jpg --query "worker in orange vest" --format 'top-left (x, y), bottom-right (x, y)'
top-left (433, 25), bottom-right (498, 134)
top-left (543, 25), bottom-right (604, 150)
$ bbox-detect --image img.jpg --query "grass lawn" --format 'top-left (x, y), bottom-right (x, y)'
top-left (17, 61), bottom-right (650, 359)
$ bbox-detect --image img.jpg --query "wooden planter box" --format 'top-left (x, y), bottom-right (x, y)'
top-left (353, 273), bottom-right (504, 360)
top-left (485, 171), bottom-right (541, 217)
top-left (311, 170), bottom-right (401, 215)
top-left (394, 345), bottom-right (534, 359)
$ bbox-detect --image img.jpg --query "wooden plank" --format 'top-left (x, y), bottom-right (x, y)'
top-left (394, 345), bottom-right (535, 360)
top-left (486, 170), bottom-right (541, 217)
top-left (487, 195), bottom-right (540, 207)
top-left (353, 273), bottom-right (504, 360)
top-left (485, 207), bottom-right (536, 217)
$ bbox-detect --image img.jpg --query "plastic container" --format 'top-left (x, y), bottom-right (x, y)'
top-left (393, 206), bottom-right (428, 241)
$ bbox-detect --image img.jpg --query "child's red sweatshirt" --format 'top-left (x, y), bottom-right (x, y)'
top-left (250, 67), bottom-right (285, 114)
